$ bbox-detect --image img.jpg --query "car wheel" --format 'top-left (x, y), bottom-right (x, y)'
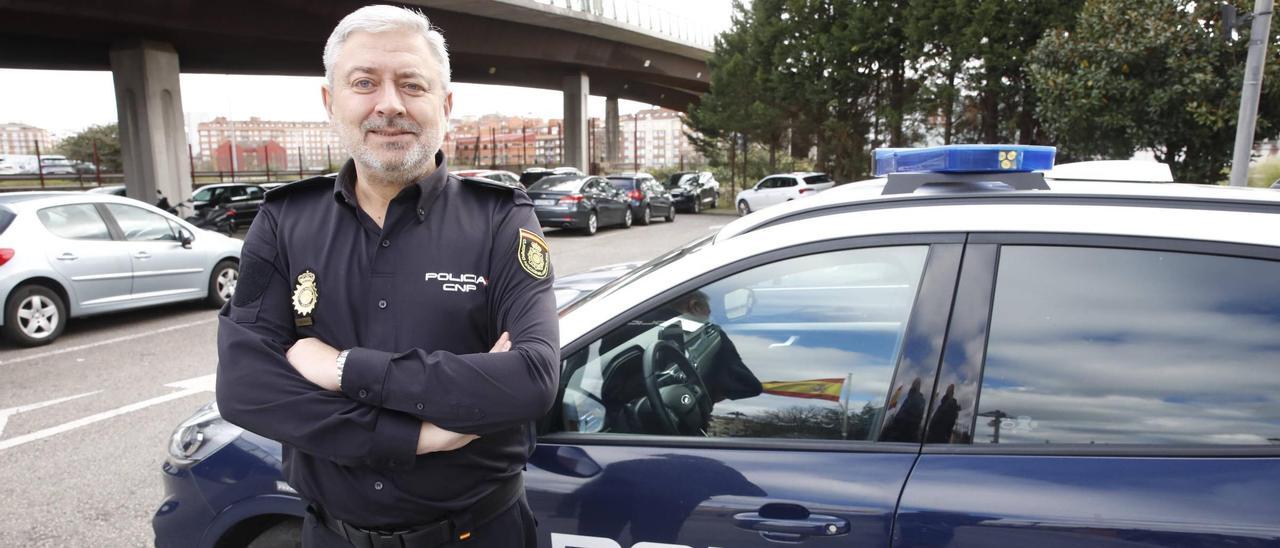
top-left (3, 284), bottom-right (66, 347)
top-left (245, 519), bottom-right (302, 548)
top-left (692, 198), bottom-right (701, 214)
top-left (622, 208), bottom-right (633, 228)
top-left (206, 260), bottom-right (239, 308)
top-left (737, 200), bottom-right (752, 216)
top-left (638, 206), bottom-right (651, 225)
top-left (583, 211), bottom-right (598, 235)
top-left (665, 204), bottom-right (676, 222)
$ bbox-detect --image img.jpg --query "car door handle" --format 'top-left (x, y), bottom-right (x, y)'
top-left (133, 251), bottom-right (151, 259)
top-left (56, 252), bottom-right (78, 261)
top-left (733, 508), bottom-right (849, 541)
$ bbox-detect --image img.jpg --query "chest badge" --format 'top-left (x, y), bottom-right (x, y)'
top-left (292, 269), bottom-right (318, 326)
top-left (517, 228), bottom-right (550, 280)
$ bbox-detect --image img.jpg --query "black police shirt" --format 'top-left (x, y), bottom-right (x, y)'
top-left (216, 153), bottom-right (559, 528)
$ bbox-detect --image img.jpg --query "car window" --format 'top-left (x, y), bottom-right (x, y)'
top-left (756, 178), bottom-right (774, 190)
top-left (974, 246), bottom-right (1280, 445)
top-left (528, 177), bottom-right (582, 192)
top-left (37, 204), bottom-right (112, 240)
top-left (804, 174), bottom-right (834, 185)
top-left (192, 188), bottom-right (213, 202)
top-left (607, 178), bottom-right (636, 191)
top-left (104, 203), bottom-right (177, 242)
top-left (778, 178), bottom-right (799, 187)
top-left (228, 186), bottom-right (248, 199)
top-left (246, 186), bottom-right (264, 199)
top-left (557, 245), bottom-right (930, 440)
top-left (0, 206), bottom-right (15, 235)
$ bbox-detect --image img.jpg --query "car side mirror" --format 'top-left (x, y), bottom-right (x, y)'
top-left (724, 288), bottom-right (754, 320)
top-left (178, 229), bottom-right (194, 248)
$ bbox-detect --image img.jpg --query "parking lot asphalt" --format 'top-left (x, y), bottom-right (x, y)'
top-left (0, 207), bottom-right (729, 546)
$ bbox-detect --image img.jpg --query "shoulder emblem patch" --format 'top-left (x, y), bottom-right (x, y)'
top-left (292, 269), bottom-right (318, 326)
top-left (517, 229), bottom-right (551, 280)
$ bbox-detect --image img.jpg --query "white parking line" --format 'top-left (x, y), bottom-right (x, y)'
top-left (0, 318), bottom-right (216, 367)
top-left (0, 374), bottom-right (215, 453)
top-left (0, 391), bottom-right (101, 437)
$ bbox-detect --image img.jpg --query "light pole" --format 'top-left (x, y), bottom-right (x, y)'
top-left (1228, 0), bottom-right (1275, 186)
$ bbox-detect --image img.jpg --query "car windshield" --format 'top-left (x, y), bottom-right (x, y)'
top-left (528, 177), bottom-right (582, 192)
top-left (666, 173), bottom-right (696, 188)
top-left (192, 188), bottom-right (214, 201)
top-left (558, 232), bottom-right (716, 317)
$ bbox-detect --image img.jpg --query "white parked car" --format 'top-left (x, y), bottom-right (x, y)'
top-left (0, 192), bottom-right (243, 346)
top-left (735, 171), bottom-right (835, 215)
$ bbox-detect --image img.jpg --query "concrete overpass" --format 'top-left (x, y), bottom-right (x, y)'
top-left (0, 0), bottom-right (712, 202)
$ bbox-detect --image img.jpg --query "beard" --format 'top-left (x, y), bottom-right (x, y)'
top-left (336, 115), bottom-right (443, 182)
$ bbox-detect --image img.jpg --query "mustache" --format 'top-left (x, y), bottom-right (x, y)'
top-left (361, 117), bottom-right (422, 134)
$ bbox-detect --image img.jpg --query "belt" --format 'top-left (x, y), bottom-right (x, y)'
top-left (310, 474), bottom-right (524, 548)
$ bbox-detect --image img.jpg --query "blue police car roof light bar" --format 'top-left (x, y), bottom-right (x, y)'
top-left (873, 144), bottom-right (1056, 176)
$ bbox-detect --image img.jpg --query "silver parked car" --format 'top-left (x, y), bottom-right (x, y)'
top-left (0, 192), bottom-right (243, 346)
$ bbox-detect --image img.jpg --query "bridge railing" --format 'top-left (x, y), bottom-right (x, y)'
top-left (533, 0), bottom-right (716, 50)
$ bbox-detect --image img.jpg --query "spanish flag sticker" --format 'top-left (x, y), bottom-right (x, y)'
top-left (761, 378), bottom-right (845, 402)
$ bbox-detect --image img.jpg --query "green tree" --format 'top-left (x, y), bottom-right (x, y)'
top-left (963, 0), bottom-right (1085, 144)
top-left (1030, 0), bottom-right (1280, 183)
top-left (57, 123), bottom-right (121, 171)
top-left (905, 0), bottom-right (977, 144)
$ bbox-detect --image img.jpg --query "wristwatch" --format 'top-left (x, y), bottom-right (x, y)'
top-left (335, 349), bottom-right (351, 390)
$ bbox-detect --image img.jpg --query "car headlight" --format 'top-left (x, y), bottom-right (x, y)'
top-left (167, 402), bottom-right (237, 465)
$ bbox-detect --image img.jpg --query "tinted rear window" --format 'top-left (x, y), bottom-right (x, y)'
top-left (607, 178), bottom-right (638, 190)
top-left (528, 177), bottom-right (583, 192)
top-left (974, 246), bottom-right (1280, 446)
top-left (804, 174), bottom-right (833, 185)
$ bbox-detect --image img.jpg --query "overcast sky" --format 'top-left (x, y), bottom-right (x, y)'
top-left (0, 0), bottom-right (736, 137)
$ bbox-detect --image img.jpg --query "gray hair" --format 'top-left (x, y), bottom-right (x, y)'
top-left (323, 5), bottom-right (451, 90)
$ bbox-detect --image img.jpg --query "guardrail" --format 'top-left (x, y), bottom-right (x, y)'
top-left (532, 0), bottom-right (716, 50)
top-left (0, 169), bottom-right (334, 193)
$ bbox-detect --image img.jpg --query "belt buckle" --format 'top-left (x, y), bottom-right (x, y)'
top-left (342, 523), bottom-right (407, 548)
top-left (370, 531), bottom-right (407, 548)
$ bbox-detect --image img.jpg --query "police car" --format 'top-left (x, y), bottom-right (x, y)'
top-left (155, 145), bottom-right (1280, 547)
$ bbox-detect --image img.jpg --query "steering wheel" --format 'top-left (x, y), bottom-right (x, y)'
top-left (641, 339), bottom-right (713, 435)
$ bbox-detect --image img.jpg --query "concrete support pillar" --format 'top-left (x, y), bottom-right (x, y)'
top-left (109, 41), bottom-right (191, 206)
top-left (562, 71), bottom-right (589, 172)
top-left (605, 96), bottom-right (620, 165)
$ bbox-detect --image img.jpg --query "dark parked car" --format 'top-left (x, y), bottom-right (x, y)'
top-left (185, 183), bottom-right (266, 234)
top-left (528, 175), bottom-right (631, 235)
top-left (606, 173), bottom-right (675, 225)
top-left (156, 144), bottom-right (1280, 548)
top-left (666, 170), bottom-right (720, 213)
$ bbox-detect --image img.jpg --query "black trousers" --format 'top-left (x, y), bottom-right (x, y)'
top-left (302, 498), bottom-right (537, 548)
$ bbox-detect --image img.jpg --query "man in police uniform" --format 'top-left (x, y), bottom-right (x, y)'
top-left (216, 5), bottom-right (559, 547)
